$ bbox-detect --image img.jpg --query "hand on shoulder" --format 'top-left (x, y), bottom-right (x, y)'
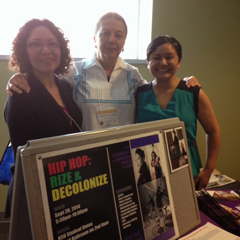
top-left (6, 73), bottom-right (30, 96)
top-left (184, 76), bottom-right (201, 88)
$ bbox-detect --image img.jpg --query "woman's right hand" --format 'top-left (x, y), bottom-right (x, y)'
top-left (6, 74), bottom-right (30, 96)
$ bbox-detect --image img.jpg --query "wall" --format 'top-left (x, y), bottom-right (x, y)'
top-left (0, 60), bottom-right (12, 212)
top-left (149, 0), bottom-right (240, 181)
top-left (0, 0), bottom-right (240, 212)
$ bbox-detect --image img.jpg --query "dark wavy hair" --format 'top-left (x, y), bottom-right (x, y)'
top-left (9, 19), bottom-right (71, 76)
top-left (147, 35), bottom-right (182, 62)
top-left (135, 148), bottom-right (145, 163)
top-left (94, 12), bottom-right (128, 36)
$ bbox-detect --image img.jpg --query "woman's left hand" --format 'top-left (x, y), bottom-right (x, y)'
top-left (194, 169), bottom-right (212, 190)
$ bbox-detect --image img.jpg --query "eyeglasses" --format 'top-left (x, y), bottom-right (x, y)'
top-left (26, 41), bottom-right (60, 52)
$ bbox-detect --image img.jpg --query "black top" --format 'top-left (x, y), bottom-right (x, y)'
top-left (4, 73), bottom-right (83, 160)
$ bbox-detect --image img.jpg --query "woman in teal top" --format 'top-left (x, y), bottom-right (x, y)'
top-left (136, 36), bottom-right (221, 190)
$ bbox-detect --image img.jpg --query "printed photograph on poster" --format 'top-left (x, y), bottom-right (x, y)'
top-left (131, 144), bottom-right (164, 186)
top-left (137, 178), bottom-right (174, 240)
top-left (164, 127), bottom-right (188, 173)
top-left (130, 134), bottom-right (175, 240)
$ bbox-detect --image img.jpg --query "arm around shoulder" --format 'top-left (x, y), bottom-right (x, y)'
top-left (64, 60), bottom-right (86, 89)
top-left (129, 65), bottom-right (147, 87)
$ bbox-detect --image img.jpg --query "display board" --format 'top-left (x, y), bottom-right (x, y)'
top-left (9, 118), bottom-right (200, 240)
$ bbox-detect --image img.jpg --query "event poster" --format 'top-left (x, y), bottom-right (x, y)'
top-left (38, 146), bottom-right (120, 240)
top-left (37, 132), bottom-right (176, 240)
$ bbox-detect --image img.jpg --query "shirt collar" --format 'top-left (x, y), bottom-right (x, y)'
top-left (84, 54), bottom-right (128, 71)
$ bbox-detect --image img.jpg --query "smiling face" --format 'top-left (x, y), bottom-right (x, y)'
top-left (147, 43), bottom-right (181, 81)
top-left (26, 26), bottom-right (61, 77)
top-left (94, 17), bottom-right (126, 64)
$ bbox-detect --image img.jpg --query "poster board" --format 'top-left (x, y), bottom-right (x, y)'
top-left (10, 118), bottom-right (200, 240)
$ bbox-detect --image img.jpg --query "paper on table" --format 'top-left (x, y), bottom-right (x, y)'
top-left (178, 222), bottom-right (240, 240)
top-left (205, 174), bottom-right (236, 189)
top-left (206, 175), bottom-right (219, 188)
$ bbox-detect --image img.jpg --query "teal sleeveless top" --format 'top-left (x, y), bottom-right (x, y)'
top-left (136, 80), bottom-right (201, 179)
